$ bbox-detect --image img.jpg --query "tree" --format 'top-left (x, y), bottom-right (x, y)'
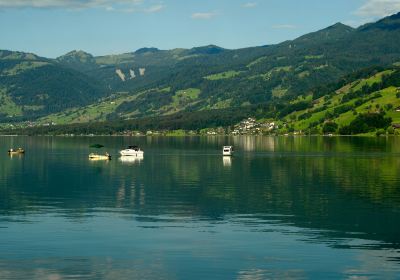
top-left (323, 121), bottom-right (338, 134)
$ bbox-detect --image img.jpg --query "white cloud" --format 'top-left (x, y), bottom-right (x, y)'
top-left (145, 4), bottom-right (164, 13)
top-left (0, 0), bottom-right (164, 13)
top-left (191, 12), bottom-right (218, 20)
top-left (272, 24), bottom-right (297, 29)
top-left (243, 2), bottom-right (257, 8)
top-left (355, 0), bottom-right (400, 17)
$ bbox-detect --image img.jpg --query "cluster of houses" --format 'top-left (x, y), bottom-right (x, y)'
top-left (199, 118), bottom-right (280, 136)
top-left (231, 118), bottom-right (278, 135)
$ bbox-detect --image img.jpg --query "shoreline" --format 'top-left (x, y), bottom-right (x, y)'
top-left (0, 134), bottom-right (398, 138)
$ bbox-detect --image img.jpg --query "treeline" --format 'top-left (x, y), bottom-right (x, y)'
top-left (311, 66), bottom-right (388, 99)
top-left (339, 112), bottom-right (392, 135)
top-left (1, 105), bottom-right (270, 135)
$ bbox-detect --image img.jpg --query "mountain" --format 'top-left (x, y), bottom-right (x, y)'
top-left (8, 64), bottom-right (400, 136)
top-left (0, 50), bottom-right (43, 61)
top-left (134, 47), bottom-right (160, 54)
top-left (2, 12), bottom-right (400, 126)
top-left (0, 50), bottom-right (105, 121)
top-left (291, 22), bottom-right (355, 44)
top-left (56, 50), bottom-right (97, 72)
top-left (188, 45), bottom-right (226, 55)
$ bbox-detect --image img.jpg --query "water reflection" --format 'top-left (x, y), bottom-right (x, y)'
top-left (0, 136), bottom-right (399, 279)
top-left (222, 156), bottom-right (232, 167)
top-left (119, 155), bottom-right (144, 165)
top-left (7, 153), bottom-right (24, 160)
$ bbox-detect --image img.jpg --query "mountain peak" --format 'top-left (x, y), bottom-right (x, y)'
top-left (134, 47), bottom-right (160, 54)
top-left (58, 50), bottom-right (93, 60)
top-left (0, 50), bottom-right (41, 60)
top-left (328, 22), bottom-right (353, 30)
top-left (294, 22), bottom-right (354, 43)
top-left (189, 45), bottom-right (226, 55)
top-left (316, 22), bottom-right (354, 35)
top-left (56, 50), bottom-right (96, 71)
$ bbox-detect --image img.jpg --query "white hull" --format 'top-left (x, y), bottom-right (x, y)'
top-left (119, 149), bottom-right (144, 156)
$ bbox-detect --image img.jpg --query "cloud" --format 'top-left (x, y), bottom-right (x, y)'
top-left (191, 12), bottom-right (218, 20)
top-left (272, 24), bottom-right (297, 29)
top-left (243, 2), bottom-right (257, 8)
top-left (355, 0), bottom-right (400, 17)
top-left (0, 0), bottom-right (164, 13)
top-left (145, 4), bottom-right (164, 13)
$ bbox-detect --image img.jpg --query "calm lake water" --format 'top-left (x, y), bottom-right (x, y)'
top-left (0, 136), bottom-right (400, 279)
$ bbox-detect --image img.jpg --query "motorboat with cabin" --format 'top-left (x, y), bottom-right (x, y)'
top-left (120, 146), bottom-right (144, 157)
top-left (223, 146), bottom-right (234, 156)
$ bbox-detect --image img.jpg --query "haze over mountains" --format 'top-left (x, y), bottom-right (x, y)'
top-left (1, 12), bottom-right (400, 125)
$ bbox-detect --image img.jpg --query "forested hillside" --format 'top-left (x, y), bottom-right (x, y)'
top-left (1, 12), bottom-right (400, 130)
top-left (4, 64), bottom-right (400, 136)
top-left (0, 50), bottom-right (105, 122)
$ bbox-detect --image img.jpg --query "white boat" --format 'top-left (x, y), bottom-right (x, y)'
top-left (119, 146), bottom-right (144, 157)
top-left (223, 146), bottom-right (234, 156)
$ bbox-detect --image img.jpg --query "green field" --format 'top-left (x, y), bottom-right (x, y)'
top-left (305, 54), bottom-right (325, 60)
top-left (39, 92), bottom-right (137, 124)
top-left (204, 71), bottom-right (243, 80)
top-left (0, 90), bottom-right (22, 117)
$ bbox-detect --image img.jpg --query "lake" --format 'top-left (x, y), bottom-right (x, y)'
top-left (0, 136), bottom-right (400, 279)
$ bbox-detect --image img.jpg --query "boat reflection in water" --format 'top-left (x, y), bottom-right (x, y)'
top-left (223, 156), bottom-right (232, 167)
top-left (8, 153), bottom-right (24, 159)
top-left (119, 155), bottom-right (144, 164)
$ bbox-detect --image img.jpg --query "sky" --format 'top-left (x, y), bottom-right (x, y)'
top-left (0, 0), bottom-right (400, 58)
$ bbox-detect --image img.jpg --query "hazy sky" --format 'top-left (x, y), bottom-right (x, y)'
top-left (0, 0), bottom-right (399, 58)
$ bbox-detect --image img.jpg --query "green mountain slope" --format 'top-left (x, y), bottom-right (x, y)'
top-left (0, 51), bottom-right (106, 121)
top-left (53, 12), bottom-right (400, 120)
top-left (5, 64), bottom-right (400, 136)
top-left (281, 66), bottom-right (400, 135)
top-left (2, 12), bottom-right (400, 125)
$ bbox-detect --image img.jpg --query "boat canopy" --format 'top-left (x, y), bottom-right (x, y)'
top-left (90, 144), bottom-right (104, 148)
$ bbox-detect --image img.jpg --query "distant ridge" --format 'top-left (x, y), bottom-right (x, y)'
top-left (359, 11), bottom-right (400, 31)
top-left (188, 45), bottom-right (226, 55)
top-left (134, 47), bottom-right (160, 54)
top-left (2, 12), bottom-right (400, 126)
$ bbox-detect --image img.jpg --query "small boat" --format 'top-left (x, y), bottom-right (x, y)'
top-left (89, 153), bottom-right (111, 160)
top-left (8, 148), bottom-right (25, 155)
top-left (223, 146), bottom-right (234, 156)
top-left (119, 146), bottom-right (144, 157)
